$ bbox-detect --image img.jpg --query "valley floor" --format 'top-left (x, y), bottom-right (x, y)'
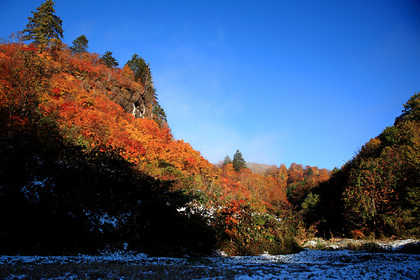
top-left (1, 240), bottom-right (419, 279)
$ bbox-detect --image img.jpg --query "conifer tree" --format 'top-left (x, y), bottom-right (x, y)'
top-left (232, 149), bottom-right (246, 172)
top-left (100, 51), bottom-right (119, 68)
top-left (152, 103), bottom-right (168, 127)
top-left (125, 54), bottom-right (151, 85)
top-left (23, 0), bottom-right (63, 48)
top-left (126, 54), bottom-right (162, 119)
top-left (69, 35), bottom-right (88, 54)
top-left (223, 155), bottom-right (232, 166)
top-left (394, 92), bottom-right (420, 124)
top-left (151, 94), bottom-right (167, 126)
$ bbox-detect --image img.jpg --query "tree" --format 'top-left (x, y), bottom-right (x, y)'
top-left (301, 192), bottom-right (321, 224)
top-left (125, 54), bottom-right (161, 119)
top-left (223, 155), bottom-right (232, 166)
top-left (125, 54), bottom-right (151, 85)
top-left (152, 103), bottom-right (167, 127)
top-left (101, 51), bottom-right (119, 68)
top-left (326, 93), bottom-right (420, 237)
top-left (395, 93), bottom-right (420, 125)
top-left (23, 0), bottom-right (63, 48)
top-left (232, 149), bottom-right (246, 172)
top-left (69, 35), bottom-right (88, 54)
top-left (1, 31), bottom-right (24, 44)
top-left (306, 166), bottom-right (314, 177)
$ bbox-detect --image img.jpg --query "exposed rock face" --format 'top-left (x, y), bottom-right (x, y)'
top-left (75, 75), bottom-right (149, 119)
top-left (110, 86), bottom-right (146, 118)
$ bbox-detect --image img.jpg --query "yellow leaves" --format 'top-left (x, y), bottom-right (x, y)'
top-left (122, 65), bottom-right (134, 80)
top-left (0, 42), bottom-right (224, 208)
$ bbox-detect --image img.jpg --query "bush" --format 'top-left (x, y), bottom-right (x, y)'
top-left (213, 203), bottom-right (302, 256)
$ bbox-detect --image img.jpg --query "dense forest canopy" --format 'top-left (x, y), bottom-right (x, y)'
top-left (0, 0), bottom-right (419, 256)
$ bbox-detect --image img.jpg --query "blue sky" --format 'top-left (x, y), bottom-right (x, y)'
top-left (1, 0), bottom-right (419, 170)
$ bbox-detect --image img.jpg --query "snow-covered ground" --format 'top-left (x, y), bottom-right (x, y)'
top-left (1, 240), bottom-right (419, 279)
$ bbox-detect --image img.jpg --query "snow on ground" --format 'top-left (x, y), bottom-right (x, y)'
top-left (1, 240), bottom-right (419, 279)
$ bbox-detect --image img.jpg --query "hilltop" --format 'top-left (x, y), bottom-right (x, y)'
top-left (0, 41), bottom-right (306, 256)
top-left (0, 0), bottom-right (419, 256)
top-left (1, 38), bottom-right (419, 256)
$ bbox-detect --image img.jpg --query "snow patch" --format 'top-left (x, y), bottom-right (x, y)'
top-left (1, 242), bottom-right (419, 279)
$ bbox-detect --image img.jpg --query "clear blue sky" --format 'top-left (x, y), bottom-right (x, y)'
top-left (1, 0), bottom-right (419, 170)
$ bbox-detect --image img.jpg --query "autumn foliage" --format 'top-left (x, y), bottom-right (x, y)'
top-left (2, 40), bottom-right (417, 256)
top-left (303, 93), bottom-right (420, 238)
top-left (0, 42), bottom-right (309, 255)
top-left (0, 43), bottom-right (211, 179)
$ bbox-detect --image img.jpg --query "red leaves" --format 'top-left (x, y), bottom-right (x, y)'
top-left (52, 88), bottom-right (61, 99)
top-left (220, 199), bottom-right (246, 237)
top-left (23, 43), bottom-right (38, 53)
top-left (1, 42), bottom-right (305, 226)
top-left (0, 42), bottom-right (217, 183)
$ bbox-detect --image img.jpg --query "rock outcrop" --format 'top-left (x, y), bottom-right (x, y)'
top-left (75, 74), bottom-right (150, 119)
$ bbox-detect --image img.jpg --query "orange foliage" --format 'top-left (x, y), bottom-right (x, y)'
top-left (1, 43), bottom-right (214, 180)
top-left (0, 42), bottom-right (327, 222)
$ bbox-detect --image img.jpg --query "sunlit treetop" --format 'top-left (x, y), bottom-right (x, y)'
top-left (69, 35), bottom-right (88, 54)
top-left (23, 0), bottom-right (63, 48)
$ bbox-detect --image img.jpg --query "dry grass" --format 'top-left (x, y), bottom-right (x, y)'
top-left (302, 238), bottom-right (420, 253)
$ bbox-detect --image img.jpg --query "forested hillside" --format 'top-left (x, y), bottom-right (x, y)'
top-left (0, 0), bottom-right (418, 257)
top-left (301, 93), bottom-right (420, 239)
top-left (0, 0), bottom-right (312, 255)
top-left (1, 38), bottom-right (329, 255)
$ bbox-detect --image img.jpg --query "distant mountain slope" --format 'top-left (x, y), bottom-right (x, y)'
top-left (246, 162), bottom-right (278, 174)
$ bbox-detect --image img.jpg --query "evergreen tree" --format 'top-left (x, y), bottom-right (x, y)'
top-left (394, 92), bottom-right (420, 124)
top-left (69, 35), bottom-right (88, 54)
top-left (23, 0), bottom-right (63, 48)
top-left (306, 166), bottom-right (314, 176)
top-left (125, 54), bottom-right (159, 118)
top-left (223, 155), bottom-right (232, 166)
top-left (125, 54), bottom-right (151, 85)
top-left (311, 92), bottom-right (420, 237)
top-left (232, 149), bottom-right (246, 172)
top-left (152, 103), bottom-right (167, 127)
top-left (100, 51), bottom-right (119, 68)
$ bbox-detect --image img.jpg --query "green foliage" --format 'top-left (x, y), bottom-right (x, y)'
top-left (300, 167), bottom-right (348, 238)
top-left (308, 93), bottom-right (420, 238)
top-left (343, 157), bottom-right (396, 235)
top-left (286, 181), bottom-right (306, 206)
top-left (232, 149), bottom-right (246, 172)
top-left (23, 0), bottom-right (63, 48)
top-left (100, 51), bottom-right (119, 68)
top-left (301, 192), bottom-right (320, 224)
top-left (214, 202), bottom-right (301, 256)
top-left (380, 126), bottom-right (399, 147)
top-left (395, 92), bottom-right (420, 124)
top-left (125, 53), bottom-right (162, 119)
top-left (152, 102), bottom-right (167, 127)
top-left (223, 155), bottom-right (232, 166)
top-left (125, 54), bottom-right (151, 85)
top-left (69, 35), bottom-right (88, 54)
top-left (306, 167), bottom-right (314, 176)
